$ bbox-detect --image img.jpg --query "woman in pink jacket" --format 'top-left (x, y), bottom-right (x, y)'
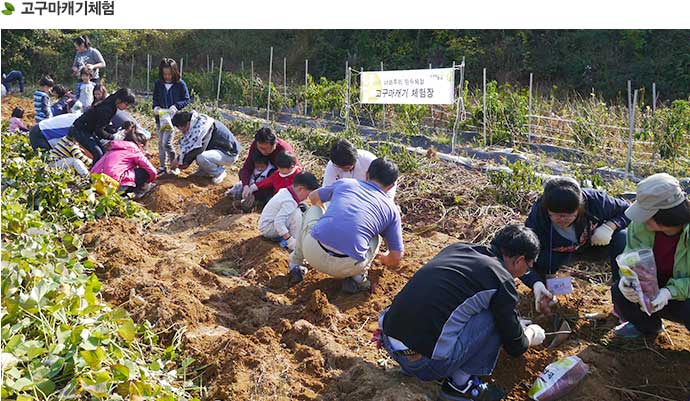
top-left (91, 129), bottom-right (157, 198)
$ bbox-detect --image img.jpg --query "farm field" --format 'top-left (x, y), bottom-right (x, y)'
top-left (2, 93), bottom-right (688, 401)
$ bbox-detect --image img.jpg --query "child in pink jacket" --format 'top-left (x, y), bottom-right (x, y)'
top-left (91, 129), bottom-right (157, 198)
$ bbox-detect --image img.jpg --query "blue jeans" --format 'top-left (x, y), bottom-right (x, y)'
top-left (379, 309), bottom-right (501, 382)
top-left (195, 149), bottom-right (238, 177)
top-left (3, 70), bottom-right (24, 93)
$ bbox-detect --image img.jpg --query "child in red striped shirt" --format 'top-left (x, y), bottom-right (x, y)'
top-left (248, 151), bottom-right (302, 199)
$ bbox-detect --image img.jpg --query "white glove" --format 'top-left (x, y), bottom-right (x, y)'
top-left (241, 185), bottom-right (252, 199)
top-left (248, 184), bottom-right (258, 193)
top-left (153, 106), bottom-right (161, 114)
top-left (525, 324), bottom-right (546, 347)
top-left (168, 105), bottom-right (177, 114)
top-left (286, 236), bottom-right (297, 251)
top-left (533, 281), bottom-right (557, 313)
top-left (591, 224), bottom-right (615, 246)
top-left (519, 318), bottom-right (532, 330)
top-left (651, 288), bottom-right (672, 313)
top-left (618, 277), bottom-right (639, 303)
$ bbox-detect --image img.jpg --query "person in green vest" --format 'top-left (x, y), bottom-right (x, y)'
top-left (612, 173), bottom-right (690, 338)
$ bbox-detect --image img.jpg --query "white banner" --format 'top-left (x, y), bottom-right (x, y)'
top-left (360, 67), bottom-right (455, 105)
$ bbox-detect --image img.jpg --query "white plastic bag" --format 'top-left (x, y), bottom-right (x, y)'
top-left (157, 109), bottom-right (174, 134)
top-left (616, 249), bottom-right (659, 316)
top-left (529, 356), bottom-right (589, 401)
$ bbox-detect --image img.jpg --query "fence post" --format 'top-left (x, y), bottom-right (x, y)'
top-left (207, 55), bottom-right (210, 73)
top-left (304, 59), bottom-right (308, 115)
top-left (146, 54), bottom-right (150, 92)
top-left (211, 59), bottom-right (214, 75)
top-left (381, 61), bottom-right (385, 130)
top-left (216, 57), bottom-right (223, 108)
top-left (625, 81), bottom-right (638, 186)
top-left (241, 60), bottom-right (244, 73)
top-left (130, 55), bottom-right (134, 88)
top-left (115, 54), bottom-right (119, 86)
top-left (430, 63), bottom-right (435, 129)
top-left (180, 57), bottom-right (184, 77)
top-left (483, 67), bottom-right (487, 145)
top-left (283, 57), bottom-right (287, 101)
top-left (528, 72), bottom-right (533, 145)
top-left (451, 61), bottom-right (458, 153)
top-left (250, 61), bottom-right (254, 107)
top-left (267, 47), bottom-right (273, 120)
top-left (652, 82), bottom-right (657, 114)
top-left (345, 61), bottom-right (351, 127)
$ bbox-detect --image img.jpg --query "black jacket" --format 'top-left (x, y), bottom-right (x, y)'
top-left (72, 101), bottom-right (118, 140)
top-left (383, 243), bottom-right (528, 360)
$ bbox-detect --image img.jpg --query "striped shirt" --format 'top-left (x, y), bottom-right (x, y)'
top-left (49, 136), bottom-right (92, 166)
top-left (33, 90), bottom-right (53, 122)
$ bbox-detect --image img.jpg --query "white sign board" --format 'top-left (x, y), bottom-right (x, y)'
top-left (360, 68), bottom-right (455, 105)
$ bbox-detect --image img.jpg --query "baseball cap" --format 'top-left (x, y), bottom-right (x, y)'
top-left (625, 173), bottom-right (688, 223)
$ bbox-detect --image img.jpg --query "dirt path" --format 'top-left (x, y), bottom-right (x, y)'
top-left (80, 160), bottom-right (690, 401)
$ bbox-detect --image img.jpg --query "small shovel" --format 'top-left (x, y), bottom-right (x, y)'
top-left (547, 315), bottom-right (572, 349)
top-left (545, 330), bottom-right (572, 336)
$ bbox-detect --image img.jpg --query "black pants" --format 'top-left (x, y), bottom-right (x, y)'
top-left (611, 284), bottom-right (690, 335)
top-left (121, 168), bottom-right (150, 193)
top-left (71, 127), bottom-right (104, 162)
top-left (29, 125), bottom-right (51, 151)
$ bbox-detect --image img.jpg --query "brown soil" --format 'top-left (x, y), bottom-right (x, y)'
top-left (76, 113), bottom-right (690, 401)
top-left (1, 95), bottom-right (36, 129)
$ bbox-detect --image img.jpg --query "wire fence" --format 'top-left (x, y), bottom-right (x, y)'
top-left (103, 52), bottom-right (689, 177)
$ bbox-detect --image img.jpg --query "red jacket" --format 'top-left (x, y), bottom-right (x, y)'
top-left (91, 141), bottom-right (157, 187)
top-left (238, 138), bottom-right (299, 185)
top-left (255, 166), bottom-right (303, 194)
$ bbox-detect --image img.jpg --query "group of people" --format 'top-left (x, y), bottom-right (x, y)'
top-left (374, 174), bottom-right (689, 401)
top-left (5, 37), bottom-right (689, 401)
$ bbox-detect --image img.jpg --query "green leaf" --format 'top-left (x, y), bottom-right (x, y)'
top-left (113, 363), bottom-right (130, 381)
top-left (36, 379), bottom-right (56, 396)
top-left (181, 357), bottom-right (195, 369)
top-left (17, 395), bottom-right (33, 401)
top-left (116, 318), bottom-right (136, 343)
top-left (5, 2), bottom-right (14, 12)
top-left (2, 9), bottom-right (11, 15)
top-left (80, 347), bottom-right (106, 369)
top-left (11, 377), bottom-right (33, 391)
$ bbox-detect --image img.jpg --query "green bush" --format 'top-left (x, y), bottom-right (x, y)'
top-left (643, 99), bottom-right (690, 160)
top-left (487, 160), bottom-right (542, 212)
top-left (1, 131), bottom-right (201, 400)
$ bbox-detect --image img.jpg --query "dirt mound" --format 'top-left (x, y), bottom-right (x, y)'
top-left (80, 111), bottom-right (690, 401)
top-left (142, 174), bottom-right (233, 213)
top-left (1, 95), bottom-right (35, 128)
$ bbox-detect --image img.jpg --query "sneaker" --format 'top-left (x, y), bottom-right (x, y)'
top-left (288, 265), bottom-right (307, 286)
top-left (440, 376), bottom-right (505, 401)
top-left (341, 277), bottom-right (372, 294)
top-left (157, 167), bottom-right (167, 175)
top-left (613, 322), bottom-right (662, 339)
top-left (211, 170), bottom-right (227, 185)
top-left (134, 182), bottom-right (156, 200)
top-left (169, 168), bottom-right (180, 176)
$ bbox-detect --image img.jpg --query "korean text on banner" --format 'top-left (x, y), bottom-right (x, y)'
top-left (360, 68), bottom-right (455, 105)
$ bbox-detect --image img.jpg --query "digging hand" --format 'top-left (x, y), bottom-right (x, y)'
top-left (533, 281), bottom-right (557, 315)
top-left (618, 277), bottom-right (639, 303)
top-left (591, 223), bottom-right (615, 246)
top-left (525, 324), bottom-right (546, 347)
top-left (650, 288), bottom-right (672, 313)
